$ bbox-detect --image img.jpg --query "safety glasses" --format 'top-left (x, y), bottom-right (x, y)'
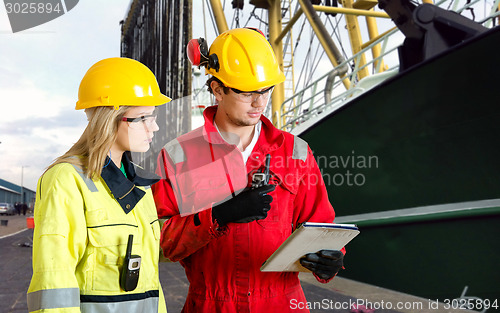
top-left (121, 113), bottom-right (158, 130)
top-left (228, 86), bottom-right (274, 104)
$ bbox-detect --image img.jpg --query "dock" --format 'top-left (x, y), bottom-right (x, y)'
top-left (0, 215), bottom-right (476, 313)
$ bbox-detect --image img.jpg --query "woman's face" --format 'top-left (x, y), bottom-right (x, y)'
top-left (113, 106), bottom-right (159, 154)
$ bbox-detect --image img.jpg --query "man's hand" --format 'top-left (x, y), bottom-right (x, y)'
top-left (212, 184), bottom-right (276, 226)
top-left (300, 249), bottom-right (344, 280)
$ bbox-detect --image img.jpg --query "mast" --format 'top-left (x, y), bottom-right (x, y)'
top-left (209, 0), bottom-right (354, 126)
top-left (297, 0), bottom-right (351, 86)
top-left (268, 0), bottom-right (286, 126)
top-left (208, 0), bottom-right (228, 33)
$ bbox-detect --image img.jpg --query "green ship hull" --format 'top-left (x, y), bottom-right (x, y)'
top-left (299, 26), bottom-right (500, 304)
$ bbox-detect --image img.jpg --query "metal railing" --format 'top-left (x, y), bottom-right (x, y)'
top-left (278, 0), bottom-right (500, 132)
top-left (279, 26), bottom-right (401, 132)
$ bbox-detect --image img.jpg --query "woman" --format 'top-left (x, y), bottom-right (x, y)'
top-left (27, 57), bottom-right (170, 313)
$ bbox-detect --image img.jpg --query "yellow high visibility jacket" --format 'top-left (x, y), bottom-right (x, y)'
top-left (27, 157), bottom-right (167, 313)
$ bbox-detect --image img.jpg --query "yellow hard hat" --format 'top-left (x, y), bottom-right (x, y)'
top-left (76, 57), bottom-right (171, 110)
top-left (205, 28), bottom-right (285, 92)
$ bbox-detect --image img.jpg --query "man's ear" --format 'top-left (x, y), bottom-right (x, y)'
top-left (210, 80), bottom-right (224, 101)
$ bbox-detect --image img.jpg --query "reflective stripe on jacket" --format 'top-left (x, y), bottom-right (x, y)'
top-left (27, 161), bottom-right (167, 313)
top-left (153, 106), bottom-right (341, 313)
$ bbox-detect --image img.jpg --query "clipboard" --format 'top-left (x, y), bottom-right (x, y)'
top-left (260, 222), bottom-right (359, 272)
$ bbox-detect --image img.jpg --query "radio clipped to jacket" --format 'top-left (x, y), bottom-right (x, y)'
top-left (252, 154), bottom-right (271, 189)
top-left (120, 234), bottom-right (141, 292)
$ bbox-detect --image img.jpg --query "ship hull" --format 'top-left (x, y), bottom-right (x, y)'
top-left (298, 26), bottom-right (500, 303)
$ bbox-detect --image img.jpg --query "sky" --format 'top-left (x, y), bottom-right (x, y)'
top-left (0, 1), bottom-right (131, 191)
top-left (0, 0), bottom-right (344, 192)
top-left (0, 0), bottom-right (493, 191)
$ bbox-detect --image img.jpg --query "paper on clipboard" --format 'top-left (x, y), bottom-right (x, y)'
top-left (260, 222), bottom-right (359, 272)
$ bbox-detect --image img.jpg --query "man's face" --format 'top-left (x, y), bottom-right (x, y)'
top-left (212, 81), bottom-right (273, 127)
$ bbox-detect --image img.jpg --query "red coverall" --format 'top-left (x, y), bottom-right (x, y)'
top-left (153, 106), bottom-right (341, 313)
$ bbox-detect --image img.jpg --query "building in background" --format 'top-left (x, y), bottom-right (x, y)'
top-left (0, 178), bottom-right (35, 208)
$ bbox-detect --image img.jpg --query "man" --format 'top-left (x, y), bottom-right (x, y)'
top-left (153, 28), bottom-right (345, 313)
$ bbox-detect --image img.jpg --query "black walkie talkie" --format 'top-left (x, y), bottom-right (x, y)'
top-left (120, 234), bottom-right (141, 292)
top-left (252, 154), bottom-right (271, 189)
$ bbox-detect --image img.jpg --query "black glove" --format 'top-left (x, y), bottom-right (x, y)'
top-left (212, 184), bottom-right (276, 226)
top-left (300, 249), bottom-right (344, 280)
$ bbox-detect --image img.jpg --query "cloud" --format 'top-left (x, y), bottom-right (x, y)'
top-left (0, 108), bottom-right (85, 136)
top-left (1, 79), bottom-right (73, 119)
top-left (0, 1), bottom-right (129, 191)
top-left (0, 102), bottom-right (86, 190)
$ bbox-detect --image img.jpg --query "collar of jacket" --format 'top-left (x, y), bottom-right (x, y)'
top-left (201, 105), bottom-right (284, 155)
top-left (101, 152), bottom-right (160, 214)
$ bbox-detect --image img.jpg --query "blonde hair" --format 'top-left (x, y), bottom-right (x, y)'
top-left (47, 106), bottom-right (131, 179)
